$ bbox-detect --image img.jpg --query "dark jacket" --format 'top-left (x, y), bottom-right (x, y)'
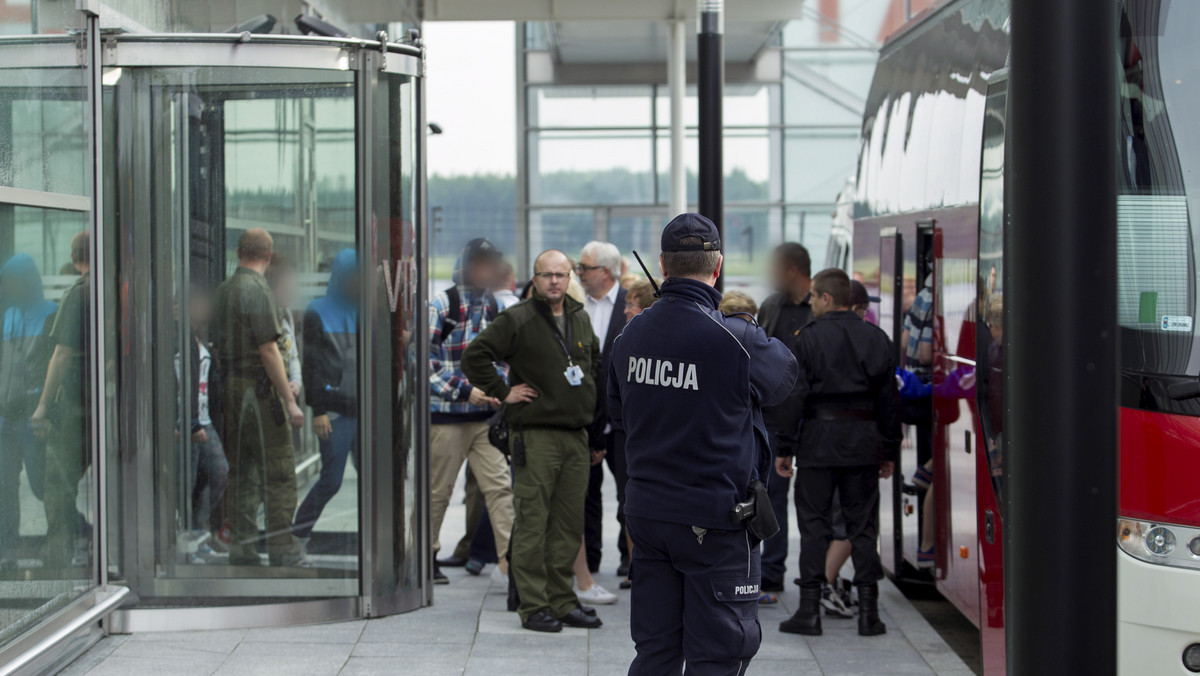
top-left (0, 254), bottom-right (57, 419)
top-left (756, 291), bottom-right (812, 432)
top-left (589, 285), bottom-right (628, 446)
top-left (607, 277), bottom-right (798, 531)
top-left (776, 310), bottom-right (903, 468)
top-left (304, 249), bottom-right (358, 418)
top-left (462, 294), bottom-right (599, 431)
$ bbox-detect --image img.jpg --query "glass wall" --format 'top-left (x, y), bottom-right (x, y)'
top-left (0, 29), bottom-right (427, 663)
top-left (518, 7), bottom-right (889, 293)
top-left (0, 32), bottom-right (97, 648)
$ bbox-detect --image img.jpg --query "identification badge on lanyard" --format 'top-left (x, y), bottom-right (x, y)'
top-left (564, 364), bottom-right (584, 387)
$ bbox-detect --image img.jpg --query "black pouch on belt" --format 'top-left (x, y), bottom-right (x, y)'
top-left (511, 429), bottom-right (526, 468)
top-left (733, 479), bottom-right (779, 540)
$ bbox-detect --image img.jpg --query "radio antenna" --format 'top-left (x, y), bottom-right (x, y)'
top-left (631, 251), bottom-right (661, 298)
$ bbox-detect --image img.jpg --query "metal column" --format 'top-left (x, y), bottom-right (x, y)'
top-left (697, 0), bottom-right (723, 289)
top-left (1006, 1), bottom-right (1117, 674)
top-left (668, 19), bottom-right (687, 220)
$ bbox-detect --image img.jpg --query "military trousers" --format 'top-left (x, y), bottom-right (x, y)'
top-left (510, 426), bottom-right (588, 622)
top-left (222, 375), bottom-right (299, 564)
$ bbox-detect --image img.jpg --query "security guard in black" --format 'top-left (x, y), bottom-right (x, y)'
top-left (775, 268), bottom-right (902, 638)
top-left (608, 213), bottom-right (798, 676)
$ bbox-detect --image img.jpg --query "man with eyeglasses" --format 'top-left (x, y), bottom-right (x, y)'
top-left (463, 250), bottom-right (602, 633)
top-left (576, 241), bottom-right (629, 598)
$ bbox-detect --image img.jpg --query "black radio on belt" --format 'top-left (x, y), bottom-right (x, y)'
top-left (730, 479), bottom-right (779, 540)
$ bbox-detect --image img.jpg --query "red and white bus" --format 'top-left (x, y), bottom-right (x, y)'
top-left (828, 1), bottom-right (1200, 672)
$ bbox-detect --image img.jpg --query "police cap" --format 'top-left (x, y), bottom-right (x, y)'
top-left (661, 213), bottom-right (721, 252)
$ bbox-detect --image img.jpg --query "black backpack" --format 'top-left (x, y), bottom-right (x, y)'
top-left (438, 286), bottom-right (499, 344)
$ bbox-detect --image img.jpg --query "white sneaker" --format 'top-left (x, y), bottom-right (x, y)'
top-left (575, 581), bottom-right (618, 605)
top-left (491, 565), bottom-right (509, 586)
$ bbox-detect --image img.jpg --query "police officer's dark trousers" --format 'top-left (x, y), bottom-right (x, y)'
top-left (626, 515), bottom-right (760, 676)
top-left (794, 465), bottom-right (882, 589)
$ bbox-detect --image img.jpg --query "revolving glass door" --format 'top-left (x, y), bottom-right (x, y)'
top-left (103, 36), bottom-right (426, 628)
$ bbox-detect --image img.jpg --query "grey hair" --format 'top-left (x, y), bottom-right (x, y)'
top-left (581, 241), bottom-right (622, 280)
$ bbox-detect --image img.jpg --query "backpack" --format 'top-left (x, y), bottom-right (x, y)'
top-left (438, 286), bottom-right (500, 344)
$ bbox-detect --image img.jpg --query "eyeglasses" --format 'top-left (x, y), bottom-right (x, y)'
top-left (534, 272), bottom-right (570, 281)
top-left (573, 264), bottom-right (603, 273)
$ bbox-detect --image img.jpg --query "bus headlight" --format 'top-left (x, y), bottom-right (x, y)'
top-left (1118, 519), bottom-right (1200, 570)
top-left (1146, 526), bottom-right (1176, 556)
top-left (1184, 644), bottom-right (1200, 672)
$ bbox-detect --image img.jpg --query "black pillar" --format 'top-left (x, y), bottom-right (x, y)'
top-left (697, 0), bottom-right (723, 290)
top-left (1006, 1), bottom-right (1117, 674)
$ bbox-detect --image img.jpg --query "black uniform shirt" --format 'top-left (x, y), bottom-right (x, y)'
top-left (776, 310), bottom-right (902, 468)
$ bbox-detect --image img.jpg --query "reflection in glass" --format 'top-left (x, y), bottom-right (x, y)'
top-left (0, 40), bottom-right (93, 647)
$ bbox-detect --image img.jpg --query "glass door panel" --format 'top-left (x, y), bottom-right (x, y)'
top-left (0, 41), bottom-right (96, 643)
top-left (111, 64), bottom-right (360, 602)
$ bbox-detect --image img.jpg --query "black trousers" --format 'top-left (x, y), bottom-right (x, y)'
top-left (794, 464), bottom-right (883, 589)
top-left (584, 429), bottom-right (628, 570)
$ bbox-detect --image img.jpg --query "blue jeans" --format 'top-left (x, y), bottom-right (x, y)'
top-left (189, 424), bottom-right (228, 532)
top-left (292, 416), bottom-right (359, 539)
top-left (0, 416), bottom-right (45, 552)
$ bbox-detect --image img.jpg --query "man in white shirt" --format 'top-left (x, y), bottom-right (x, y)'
top-left (576, 241), bottom-right (630, 593)
top-left (492, 260), bottom-right (521, 311)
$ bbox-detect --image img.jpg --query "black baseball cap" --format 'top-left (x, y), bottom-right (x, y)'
top-left (463, 237), bottom-right (502, 263)
top-left (661, 213), bottom-right (721, 253)
top-left (851, 280), bottom-right (880, 307)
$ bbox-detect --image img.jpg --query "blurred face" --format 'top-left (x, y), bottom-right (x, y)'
top-left (533, 252), bottom-right (572, 303)
top-left (576, 251), bottom-right (612, 297)
top-left (272, 269), bottom-right (297, 306)
top-left (466, 258), bottom-right (497, 290)
top-left (190, 293), bottom-right (214, 326)
top-left (854, 304), bottom-right (868, 319)
top-left (771, 256), bottom-right (805, 294)
top-left (624, 299), bottom-right (644, 323)
top-left (811, 289), bottom-right (834, 318)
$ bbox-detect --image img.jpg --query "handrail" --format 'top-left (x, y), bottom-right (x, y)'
top-left (0, 586), bottom-right (130, 676)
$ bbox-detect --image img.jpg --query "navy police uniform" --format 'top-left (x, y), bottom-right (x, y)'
top-left (608, 214), bottom-right (798, 675)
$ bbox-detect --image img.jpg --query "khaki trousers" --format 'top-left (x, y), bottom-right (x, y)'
top-left (430, 421), bottom-right (514, 559)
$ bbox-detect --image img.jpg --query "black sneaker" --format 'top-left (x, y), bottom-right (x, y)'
top-left (821, 583), bottom-right (854, 619)
top-left (433, 563), bottom-right (449, 585)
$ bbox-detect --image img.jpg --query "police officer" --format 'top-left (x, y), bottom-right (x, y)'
top-left (774, 268), bottom-right (902, 637)
top-left (608, 213), bottom-right (798, 675)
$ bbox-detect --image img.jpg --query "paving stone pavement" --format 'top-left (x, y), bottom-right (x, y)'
top-left (60, 465), bottom-right (973, 675)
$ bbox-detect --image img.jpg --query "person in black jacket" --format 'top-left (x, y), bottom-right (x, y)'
top-left (292, 249), bottom-right (359, 551)
top-left (755, 242), bottom-right (813, 592)
top-left (775, 268), bottom-right (902, 638)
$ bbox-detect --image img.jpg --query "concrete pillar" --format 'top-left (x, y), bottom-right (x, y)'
top-left (668, 18), bottom-right (687, 219)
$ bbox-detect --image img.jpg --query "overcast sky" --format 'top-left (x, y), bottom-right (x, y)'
top-left (423, 22), bottom-right (517, 177)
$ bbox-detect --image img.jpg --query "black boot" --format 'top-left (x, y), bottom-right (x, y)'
top-left (857, 583), bottom-right (887, 636)
top-left (780, 586), bottom-right (823, 636)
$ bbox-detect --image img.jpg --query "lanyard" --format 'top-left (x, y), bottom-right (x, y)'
top-left (551, 314), bottom-right (575, 367)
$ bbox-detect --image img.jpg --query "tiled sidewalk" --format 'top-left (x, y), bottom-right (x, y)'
top-left (61, 471), bottom-right (973, 675)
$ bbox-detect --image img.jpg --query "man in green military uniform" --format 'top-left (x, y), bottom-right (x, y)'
top-left (462, 249), bottom-right (602, 633)
top-left (213, 228), bottom-right (306, 567)
top-left (32, 231), bottom-right (93, 568)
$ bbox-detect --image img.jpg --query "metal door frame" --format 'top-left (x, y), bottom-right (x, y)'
top-left (100, 33), bottom-right (427, 631)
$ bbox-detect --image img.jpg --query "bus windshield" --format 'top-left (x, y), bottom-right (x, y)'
top-left (1118, 0), bottom-right (1200, 391)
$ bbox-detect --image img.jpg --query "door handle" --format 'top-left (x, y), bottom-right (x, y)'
top-left (964, 430), bottom-right (972, 454)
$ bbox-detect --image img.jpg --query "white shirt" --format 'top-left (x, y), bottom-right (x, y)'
top-left (493, 288), bottom-right (520, 310)
top-left (585, 281), bottom-right (620, 353)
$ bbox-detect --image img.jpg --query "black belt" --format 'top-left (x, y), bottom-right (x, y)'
top-left (804, 408), bottom-right (874, 422)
